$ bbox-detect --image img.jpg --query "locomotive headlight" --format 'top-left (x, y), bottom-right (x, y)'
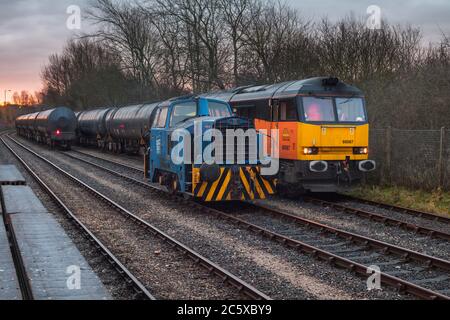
top-left (303, 147), bottom-right (319, 155)
top-left (353, 147), bottom-right (368, 155)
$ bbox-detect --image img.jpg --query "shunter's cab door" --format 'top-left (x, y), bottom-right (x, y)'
top-left (150, 106), bottom-right (170, 174)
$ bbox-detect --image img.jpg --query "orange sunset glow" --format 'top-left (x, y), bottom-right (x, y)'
top-left (0, 0), bottom-right (90, 107)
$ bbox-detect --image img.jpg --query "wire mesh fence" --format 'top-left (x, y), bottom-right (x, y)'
top-left (368, 127), bottom-right (449, 191)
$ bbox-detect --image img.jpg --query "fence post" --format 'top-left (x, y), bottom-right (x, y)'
top-left (438, 127), bottom-right (445, 189)
top-left (385, 126), bottom-right (392, 185)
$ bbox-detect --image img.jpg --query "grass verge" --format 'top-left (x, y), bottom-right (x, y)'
top-left (346, 185), bottom-right (450, 217)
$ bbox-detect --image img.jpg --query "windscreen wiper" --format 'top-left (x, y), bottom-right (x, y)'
top-left (337, 95), bottom-right (357, 104)
top-left (179, 115), bottom-right (201, 124)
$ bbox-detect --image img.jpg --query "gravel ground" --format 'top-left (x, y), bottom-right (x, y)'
top-left (0, 137), bottom-right (136, 300)
top-left (256, 196), bottom-right (450, 261)
top-left (19, 141), bottom-right (412, 300)
top-left (5, 137), bottom-right (245, 300)
top-left (69, 145), bottom-right (450, 260)
top-left (214, 202), bottom-right (450, 296)
top-left (72, 147), bottom-right (143, 169)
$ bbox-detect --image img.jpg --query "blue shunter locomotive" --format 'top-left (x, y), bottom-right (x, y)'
top-left (148, 96), bottom-right (276, 201)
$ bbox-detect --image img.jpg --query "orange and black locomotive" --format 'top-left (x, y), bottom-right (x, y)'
top-left (205, 77), bottom-right (376, 195)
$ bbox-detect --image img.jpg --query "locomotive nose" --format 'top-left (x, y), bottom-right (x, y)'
top-left (200, 163), bottom-right (221, 182)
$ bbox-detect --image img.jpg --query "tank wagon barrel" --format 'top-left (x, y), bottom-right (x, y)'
top-left (34, 107), bottom-right (77, 135)
top-left (77, 108), bottom-right (116, 148)
top-left (107, 103), bottom-right (159, 140)
top-left (106, 103), bottom-right (159, 152)
top-left (15, 107), bottom-right (77, 150)
top-left (78, 108), bottom-right (114, 138)
top-left (77, 103), bottom-right (159, 154)
top-left (16, 112), bottom-right (39, 133)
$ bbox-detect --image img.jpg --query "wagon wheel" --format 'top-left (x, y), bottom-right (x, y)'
top-left (168, 176), bottom-right (179, 195)
top-left (157, 173), bottom-right (164, 185)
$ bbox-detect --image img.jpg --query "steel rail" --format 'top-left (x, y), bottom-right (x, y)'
top-left (337, 193), bottom-right (450, 224)
top-left (72, 150), bottom-right (450, 234)
top-left (6, 136), bottom-right (270, 301)
top-left (304, 196), bottom-right (450, 242)
top-left (245, 202), bottom-right (450, 272)
top-left (1, 136), bottom-right (156, 300)
top-left (63, 152), bottom-right (155, 190)
top-left (61, 147), bottom-right (450, 300)
top-left (210, 205), bottom-right (450, 300)
top-left (71, 149), bottom-right (143, 174)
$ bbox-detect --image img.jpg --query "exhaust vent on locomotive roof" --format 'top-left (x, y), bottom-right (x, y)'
top-left (322, 77), bottom-right (339, 87)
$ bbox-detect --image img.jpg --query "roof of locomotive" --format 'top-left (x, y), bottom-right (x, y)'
top-left (203, 77), bottom-right (364, 102)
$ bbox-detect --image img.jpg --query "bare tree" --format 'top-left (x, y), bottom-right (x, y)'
top-left (88, 0), bottom-right (162, 99)
top-left (151, 0), bottom-right (228, 91)
top-left (141, 2), bottom-right (189, 96)
top-left (41, 38), bottom-right (132, 109)
top-left (219, 0), bottom-right (253, 86)
top-left (38, 0), bottom-right (449, 130)
top-left (12, 92), bottom-right (20, 105)
top-left (20, 91), bottom-right (30, 106)
top-left (240, 0), bottom-right (311, 83)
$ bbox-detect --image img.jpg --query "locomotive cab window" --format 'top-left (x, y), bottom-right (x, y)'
top-left (208, 101), bottom-right (232, 117)
top-left (302, 97), bottom-right (335, 122)
top-left (234, 105), bottom-right (256, 119)
top-left (154, 107), bottom-right (168, 128)
top-left (279, 100), bottom-right (297, 121)
top-left (170, 102), bottom-right (197, 127)
top-left (336, 97), bottom-right (366, 122)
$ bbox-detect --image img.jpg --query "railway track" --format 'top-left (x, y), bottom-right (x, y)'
top-left (71, 149), bottom-right (143, 174)
top-left (336, 194), bottom-right (450, 224)
top-left (303, 196), bottom-right (450, 241)
top-left (3, 135), bottom-right (270, 301)
top-left (1, 135), bottom-right (155, 300)
top-left (219, 202), bottom-right (450, 300)
top-left (69, 149), bottom-right (450, 241)
top-left (61, 147), bottom-right (450, 300)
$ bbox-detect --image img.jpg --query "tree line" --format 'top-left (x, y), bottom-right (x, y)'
top-left (10, 91), bottom-right (43, 106)
top-left (41, 0), bottom-right (450, 129)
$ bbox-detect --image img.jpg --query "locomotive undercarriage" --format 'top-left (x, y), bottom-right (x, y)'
top-left (277, 159), bottom-right (368, 195)
top-left (79, 136), bottom-right (145, 155)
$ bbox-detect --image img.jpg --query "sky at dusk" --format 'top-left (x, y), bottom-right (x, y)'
top-left (0, 0), bottom-right (449, 102)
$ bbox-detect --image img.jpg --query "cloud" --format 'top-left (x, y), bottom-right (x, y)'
top-left (0, 0), bottom-right (91, 96)
top-left (0, 0), bottom-right (449, 97)
top-left (288, 0), bottom-right (450, 43)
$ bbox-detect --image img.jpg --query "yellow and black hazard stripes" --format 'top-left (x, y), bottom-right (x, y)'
top-left (240, 167), bottom-right (276, 200)
top-left (192, 166), bottom-right (276, 202)
top-left (193, 167), bottom-right (231, 201)
top-left (250, 167), bottom-right (276, 196)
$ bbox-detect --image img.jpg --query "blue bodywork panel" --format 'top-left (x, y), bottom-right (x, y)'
top-left (149, 97), bottom-right (235, 193)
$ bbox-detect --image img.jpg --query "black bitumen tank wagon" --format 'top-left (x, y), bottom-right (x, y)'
top-left (105, 103), bottom-right (159, 153)
top-left (76, 103), bottom-right (159, 154)
top-left (77, 108), bottom-right (116, 148)
top-left (15, 107), bottom-right (77, 149)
